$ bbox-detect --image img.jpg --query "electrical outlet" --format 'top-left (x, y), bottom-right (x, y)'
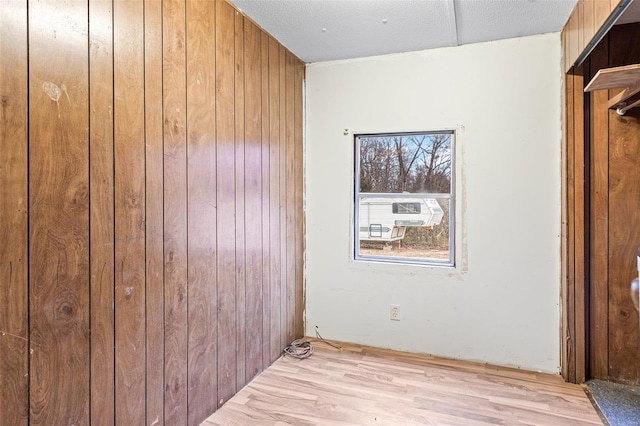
top-left (390, 304), bottom-right (400, 321)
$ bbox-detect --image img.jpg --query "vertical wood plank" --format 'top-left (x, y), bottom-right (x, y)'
top-left (234, 9), bottom-right (247, 392)
top-left (607, 23), bottom-right (640, 384)
top-left (216, 0), bottom-right (238, 406)
top-left (588, 36), bottom-right (609, 380)
top-left (88, 0), bottom-right (115, 423)
top-left (562, 25), bottom-right (569, 96)
top-left (28, 0), bottom-right (90, 423)
top-left (114, 0), bottom-right (147, 423)
top-left (594, 0), bottom-right (611, 36)
top-left (268, 37), bottom-right (283, 362)
top-left (186, 0), bottom-right (218, 423)
top-left (577, 1), bottom-right (585, 59)
top-left (0, 0), bottom-right (29, 423)
top-left (567, 10), bottom-right (579, 72)
top-left (573, 64), bottom-right (587, 384)
top-left (279, 45), bottom-right (288, 351)
top-left (294, 61), bottom-right (305, 339)
top-left (144, 0), bottom-right (165, 423)
top-left (565, 71), bottom-right (576, 383)
top-left (244, 20), bottom-right (264, 382)
top-left (285, 52), bottom-right (296, 344)
top-left (163, 0), bottom-right (189, 423)
top-left (582, 0), bottom-right (595, 47)
top-left (261, 30), bottom-right (272, 370)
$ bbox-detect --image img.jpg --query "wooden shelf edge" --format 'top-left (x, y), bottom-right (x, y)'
top-left (584, 63), bottom-right (640, 92)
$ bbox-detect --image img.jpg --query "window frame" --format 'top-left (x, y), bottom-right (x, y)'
top-left (353, 130), bottom-right (456, 267)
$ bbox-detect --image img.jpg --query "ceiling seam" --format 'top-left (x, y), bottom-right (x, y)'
top-left (447, 0), bottom-right (459, 47)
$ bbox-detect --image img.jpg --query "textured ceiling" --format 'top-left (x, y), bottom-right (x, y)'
top-left (229, 0), bottom-right (578, 63)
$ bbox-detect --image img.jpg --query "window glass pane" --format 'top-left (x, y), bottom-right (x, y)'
top-left (355, 132), bottom-right (454, 266)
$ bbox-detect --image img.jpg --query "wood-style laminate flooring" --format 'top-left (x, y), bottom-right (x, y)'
top-left (202, 340), bottom-right (603, 425)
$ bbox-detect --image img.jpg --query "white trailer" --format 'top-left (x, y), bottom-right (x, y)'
top-left (359, 196), bottom-right (444, 242)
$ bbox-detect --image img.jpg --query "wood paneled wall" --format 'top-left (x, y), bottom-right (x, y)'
top-left (562, 0), bottom-right (624, 72)
top-left (0, 0), bottom-right (305, 424)
top-left (564, 63), bottom-right (588, 385)
top-left (564, 23), bottom-right (640, 385)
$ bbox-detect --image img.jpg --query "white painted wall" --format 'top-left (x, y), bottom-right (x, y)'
top-left (304, 33), bottom-right (562, 373)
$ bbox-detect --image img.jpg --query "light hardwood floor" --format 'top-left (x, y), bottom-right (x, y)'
top-left (202, 340), bottom-right (603, 425)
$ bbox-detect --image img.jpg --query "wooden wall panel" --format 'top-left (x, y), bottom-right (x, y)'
top-left (279, 44), bottom-right (289, 355)
top-left (114, 1), bottom-right (147, 423)
top-left (268, 36), bottom-right (284, 363)
top-left (163, 0), bottom-right (189, 423)
top-left (0, 0), bottom-right (305, 422)
top-left (234, 10), bottom-right (247, 392)
top-left (144, 0), bottom-right (165, 423)
top-left (565, 71), bottom-right (577, 383)
top-left (285, 52), bottom-right (296, 344)
top-left (588, 35), bottom-right (609, 381)
top-left (607, 23), bottom-right (640, 384)
top-left (566, 22), bottom-right (640, 385)
top-left (244, 20), bottom-right (264, 382)
top-left (582, 0), bottom-right (595, 48)
top-left (261, 31), bottom-right (272, 370)
top-left (294, 61), bottom-right (305, 339)
top-left (573, 64), bottom-right (587, 385)
top-left (0, 1), bottom-right (28, 424)
top-left (562, 0), bottom-right (625, 72)
top-left (28, 0), bottom-right (90, 424)
top-left (186, 0), bottom-right (218, 424)
top-left (216, 0), bottom-right (239, 407)
top-left (88, 0), bottom-right (115, 423)
top-left (594, 1), bottom-right (611, 38)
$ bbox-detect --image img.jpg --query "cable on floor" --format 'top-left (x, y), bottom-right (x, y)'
top-left (283, 327), bottom-right (342, 359)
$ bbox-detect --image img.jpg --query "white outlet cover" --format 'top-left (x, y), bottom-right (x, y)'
top-left (390, 304), bottom-right (400, 321)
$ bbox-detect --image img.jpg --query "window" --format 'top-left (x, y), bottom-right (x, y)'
top-left (354, 131), bottom-right (454, 266)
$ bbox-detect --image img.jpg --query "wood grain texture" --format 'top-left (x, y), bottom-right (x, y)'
top-left (567, 8), bottom-right (579, 72)
top-left (585, 64), bottom-right (640, 91)
top-left (567, 22), bottom-right (640, 385)
top-left (294, 61), bottom-right (305, 340)
top-left (163, 0), bottom-right (189, 423)
top-left (285, 52), bottom-right (296, 345)
top-left (1, 0), bottom-right (305, 421)
top-left (594, 0), bottom-right (612, 39)
top-left (244, 19), bottom-right (264, 383)
top-left (186, 0), bottom-right (218, 424)
top-left (144, 0), bottom-right (165, 423)
top-left (577, 2), bottom-right (585, 58)
top-left (261, 30), bottom-right (272, 371)
top-left (88, 0), bottom-right (115, 423)
top-left (573, 64), bottom-right (587, 385)
top-left (588, 36), bottom-right (609, 381)
top-left (0, 0), bottom-right (28, 423)
top-left (562, 0), bottom-right (623, 72)
top-left (28, 0), bottom-right (90, 424)
top-left (216, 0), bottom-right (238, 407)
top-left (279, 44), bottom-right (288, 355)
top-left (235, 9), bottom-right (247, 392)
top-left (565, 71), bottom-right (577, 383)
top-left (204, 342), bottom-right (603, 426)
top-left (582, 0), bottom-right (595, 47)
top-left (607, 23), bottom-right (640, 384)
top-left (268, 36), bottom-right (283, 363)
top-left (114, 1), bottom-right (147, 423)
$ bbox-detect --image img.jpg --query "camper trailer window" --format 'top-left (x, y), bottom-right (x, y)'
top-left (392, 202), bottom-right (421, 214)
top-left (354, 131), bottom-right (454, 266)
